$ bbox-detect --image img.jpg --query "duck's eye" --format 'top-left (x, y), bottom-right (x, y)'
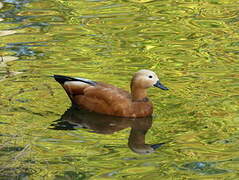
top-left (148, 75), bottom-right (153, 78)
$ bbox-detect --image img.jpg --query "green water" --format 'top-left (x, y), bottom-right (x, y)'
top-left (0, 0), bottom-right (239, 179)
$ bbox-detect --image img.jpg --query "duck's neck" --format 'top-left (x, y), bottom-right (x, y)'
top-left (131, 85), bottom-right (148, 101)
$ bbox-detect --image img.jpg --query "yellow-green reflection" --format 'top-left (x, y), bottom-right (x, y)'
top-left (0, 0), bottom-right (238, 179)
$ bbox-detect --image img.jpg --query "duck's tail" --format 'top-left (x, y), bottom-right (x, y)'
top-left (53, 75), bottom-right (78, 84)
top-left (53, 75), bottom-right (96, 86)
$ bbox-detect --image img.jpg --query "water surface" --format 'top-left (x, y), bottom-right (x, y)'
top-left (0, 0), bottom-right (239, 179)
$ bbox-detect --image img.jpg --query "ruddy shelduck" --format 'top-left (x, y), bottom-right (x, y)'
top-left (54, 69), bottom-right (168, 117)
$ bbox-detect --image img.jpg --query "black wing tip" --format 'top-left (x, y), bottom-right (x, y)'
top-left (53, 74), bottom-right (97, 86)
top-left (53, 75), bottom-right (73, 84)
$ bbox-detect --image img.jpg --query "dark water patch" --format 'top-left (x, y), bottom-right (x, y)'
top-left (0, 0), bottom-right (32, 23)
top-left (0, 122), bottom-right (8, 125)
top-left (8, 106), bottom-right (45, 117)
top-left (50, 119), bottom-right (78, 130)
top-left (1, 45), bottom-right (36, 56)
top-left (0, 146), bottom-right (24, 152)
top-left (178, 161), bottom-right (230, 175)
top-left (54, 171), bottom-right (87, 180)
top-left (15, 98), bottom-right (30, 103)
top-left (0, 167), bottom-right (33, 180)
top-left (9, 22), bottom-right (49, 30)
top-left (0, 41), bottom-right (48, 57)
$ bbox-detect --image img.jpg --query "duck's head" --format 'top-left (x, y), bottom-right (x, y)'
top-left (131, 69), bottom-right (168, 90)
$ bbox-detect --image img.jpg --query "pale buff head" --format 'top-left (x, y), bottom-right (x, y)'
top-left (131, 69), bottom-right (168, 90)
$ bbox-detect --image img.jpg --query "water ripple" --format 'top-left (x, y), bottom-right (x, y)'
top-left (0, 0), bottom-right (238, 179)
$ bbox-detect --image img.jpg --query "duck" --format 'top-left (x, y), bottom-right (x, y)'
top-left (54, 69), bottom-right (168, 118)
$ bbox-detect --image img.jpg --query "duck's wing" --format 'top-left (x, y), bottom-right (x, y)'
top-left (54, 75), bottom-right (96, 97)
top-left (75, 82), bottom-right (132, 116)
top-left (54, 75), bottom-right (96, 86)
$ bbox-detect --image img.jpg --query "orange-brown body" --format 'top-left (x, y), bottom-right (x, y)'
top-left (54, 69), bottom-right (168, 118)
top-left (68, 82), bottom-right (153, 117)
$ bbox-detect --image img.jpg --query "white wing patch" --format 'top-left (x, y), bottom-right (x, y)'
top-left (74, 77), bottom-right (96, 86)
top-left (64, 81), bottom-right (89, 88)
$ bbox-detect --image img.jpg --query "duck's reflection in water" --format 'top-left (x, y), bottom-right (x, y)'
top-left (51, 106), bottom-right (164, 154)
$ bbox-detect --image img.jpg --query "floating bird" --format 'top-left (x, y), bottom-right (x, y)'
top-left (54, 69), bottom-right (168, 117)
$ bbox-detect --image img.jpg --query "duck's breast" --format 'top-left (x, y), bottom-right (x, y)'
top-left (132, 101), bottom-right (153, 117)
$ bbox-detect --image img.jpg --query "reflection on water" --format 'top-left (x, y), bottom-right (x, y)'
top-left (51, 106), bottom-right (164, 154)
top-left (0, 0), bottom-right (239, 179)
